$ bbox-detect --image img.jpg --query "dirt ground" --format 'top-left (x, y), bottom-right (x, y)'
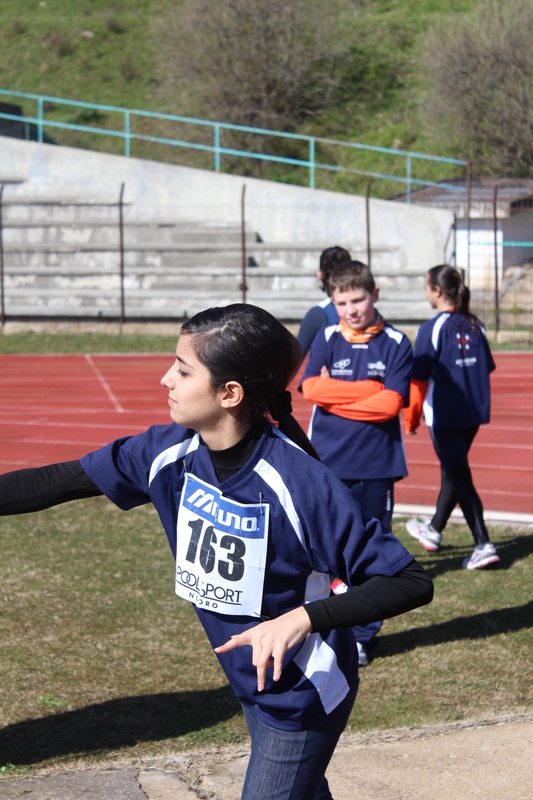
top-left (1, 712), bottom-right (532, 800)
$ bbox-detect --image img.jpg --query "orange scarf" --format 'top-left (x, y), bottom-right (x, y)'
top-left (339, 313), bottom-right (385, 344)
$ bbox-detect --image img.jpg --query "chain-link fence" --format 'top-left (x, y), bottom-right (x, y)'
top-left (447, 186), bottom-right (533, 333)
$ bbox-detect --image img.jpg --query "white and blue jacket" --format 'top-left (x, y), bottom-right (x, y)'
top-left (80, 423), bottom-right (412, 731)
top-left (412, 312), bottom-right (496, 428)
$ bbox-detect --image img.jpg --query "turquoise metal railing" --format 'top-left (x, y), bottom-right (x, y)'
top-left (0, 89), bottom-right (469, 201)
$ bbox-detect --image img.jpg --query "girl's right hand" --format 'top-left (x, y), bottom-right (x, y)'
top-left (213, 606), bottom-right (312, 692)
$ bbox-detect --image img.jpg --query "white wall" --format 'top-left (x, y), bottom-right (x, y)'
top-left (0, 137), bottom-right (453, 268)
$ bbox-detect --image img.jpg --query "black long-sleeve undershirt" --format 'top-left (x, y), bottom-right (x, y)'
top-left (0, 457), bottom-right (433, 632)
top-left (0, 460), bottom-right (103, 514)
top-left (304, 559), bottom-right (432, 632)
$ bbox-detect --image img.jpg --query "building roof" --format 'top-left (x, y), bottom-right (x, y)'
top-left (390, 177), bottom-right (533, 219)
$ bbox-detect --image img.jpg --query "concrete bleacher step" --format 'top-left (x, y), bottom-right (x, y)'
top-left (3, 246), bottom-right (410, 273)
top-left (1, 202), bottom-right (124, 226)
top-left (2, 202), bottom-right (247, 228)
top-left (1, 200), bottom-right (428, 321)
top-left (5, 266), bottom-right (424, 296)
top-left (5, 280), bottom-right (431, 320)
top-left (3, 224), bottom-right (260, 248)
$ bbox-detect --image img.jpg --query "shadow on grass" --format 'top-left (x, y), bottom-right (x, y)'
top-left (0, 686), bottom-right (241, 767)
top-left (415, 531), bottom-right (533, 579)
top-left (376, 599), bottom-right (533, 659)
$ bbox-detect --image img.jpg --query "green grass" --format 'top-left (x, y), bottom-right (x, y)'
top-left (1, 330), bottom-right (531, 356)
top-left (0, 500), bottom-right (244, 774)
top-left (0, 331), bottom-right (179, 354)
top-left (0, 0), bottom-right (479, 195)
top-left (1, 498), bottom-right (532, 773)
top-left (490, 338), bottom-right (533, 351)
top-left (348, 520), bottom-right (533, 732)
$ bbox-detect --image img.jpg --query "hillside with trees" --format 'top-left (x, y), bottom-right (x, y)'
top-left (1, 0), bottom-right (530, 194)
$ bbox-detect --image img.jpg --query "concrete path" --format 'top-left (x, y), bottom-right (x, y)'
top-left (1, 714), bottom-right (532, 799)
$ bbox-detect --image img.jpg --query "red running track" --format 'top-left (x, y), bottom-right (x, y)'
top-left (1, 352), bottom-right (532, 515)
top-left (0, 354), bottom-right (173, 471)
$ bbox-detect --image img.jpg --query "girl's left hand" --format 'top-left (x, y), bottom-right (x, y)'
top-left (214, 606), bottom-right (312, 692)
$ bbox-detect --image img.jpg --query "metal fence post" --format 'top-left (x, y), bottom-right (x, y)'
top-left (214, 124), bottom-right (221, 172)
top-left (309, 138), bottom-right (315, 189)
top-left (118, 183), bottom-right (125, 329)
top-left (0, 185), bottom-right (5, 326)
top-left (453, 213), bottom-right (457, 266)
top-left (493, 185), bottom-right (499, 337)
top-left (365, 183), bottom-right (371, 270)
top-left (466, 160), bottom-right (471, 286)
top-left (406, 153), bottom-right (412, 203)
top-left (241, 184), bottom-right (247, 303)
top-left (37, 96), bottom-right (43, 143)
top-left (124, 110), bottom-right (130, 157)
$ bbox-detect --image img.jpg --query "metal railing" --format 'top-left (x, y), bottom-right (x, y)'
top-left (0, 89), bottom-right (468, 201)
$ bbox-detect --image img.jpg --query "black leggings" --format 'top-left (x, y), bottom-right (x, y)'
top-left (429, 426), bottom-right (490, 546)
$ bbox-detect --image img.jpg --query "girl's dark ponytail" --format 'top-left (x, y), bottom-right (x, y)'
top-left (427, 265), bottom-right (481, 329)
top-left (181, 305), bottom-right (321, 460)
top-left (457, 281), bottom-right (472, 319)
top-left (270, 390), bottom-right (321, 461)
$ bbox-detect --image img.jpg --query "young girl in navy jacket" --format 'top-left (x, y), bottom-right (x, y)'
top-left (1, 304), bottom-right (432, 800)
top-left (405, 265), bottom-right (500, 570)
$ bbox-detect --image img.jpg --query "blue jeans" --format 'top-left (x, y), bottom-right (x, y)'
top-left (341, 477), bottom-right (395, 643)
top-left (241, 686), bottom-right (357, 800)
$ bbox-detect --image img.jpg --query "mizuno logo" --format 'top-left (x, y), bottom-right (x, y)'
top-left (187, 488), bottom-right (258, 531)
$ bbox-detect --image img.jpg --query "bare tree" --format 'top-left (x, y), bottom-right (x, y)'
top-left (421, 0), bottom-right (533, 176)
top-left (163, 0), bottom-right (350, 132)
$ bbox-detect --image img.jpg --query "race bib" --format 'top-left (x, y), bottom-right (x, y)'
top-left (175, 474), bottom-right (270, 617)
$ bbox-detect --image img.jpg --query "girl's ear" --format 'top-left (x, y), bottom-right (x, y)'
top-left (218, 381), bottom-right (246, 409)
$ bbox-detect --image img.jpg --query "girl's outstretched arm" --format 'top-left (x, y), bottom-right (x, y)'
top-left (0, 461), bottom-right (102, 515)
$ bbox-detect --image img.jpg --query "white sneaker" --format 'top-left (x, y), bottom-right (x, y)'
top-left (406, 518), bottom-right (442, 552)
top-left (356, 641), bottom-right (368, 667)
top-left (463, 543), bottom-right (500, 570)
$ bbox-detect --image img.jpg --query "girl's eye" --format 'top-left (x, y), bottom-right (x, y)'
top-left (177, 368), bottom-right (188, 377)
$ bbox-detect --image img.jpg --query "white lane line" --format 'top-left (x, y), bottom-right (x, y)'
top-left (0, 353), bottom-right (169, 358)
top-left (0, 407), bottom-right (134, 416)
top-left (0, 418), bottom-right (157, 430)
top-left (407, 460), bottom-right (533, 472)
top-left (400, 425), bottom-right (533, 434)
top-left (394, 503), bottom-right (533, 526)
top-left (475, 425), bottom-right (533, 432)
top-left (84, 354), bottom-right (125, 413)
top-left (400, 483), bottom-right (533, 499)
top-left (0, 437), bottom-right (113, 447)
top-left (404, 441), bottom-right (533, 451)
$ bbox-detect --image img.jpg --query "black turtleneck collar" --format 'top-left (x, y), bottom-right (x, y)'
top-left (204, 424), bottom-right (263, 483)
